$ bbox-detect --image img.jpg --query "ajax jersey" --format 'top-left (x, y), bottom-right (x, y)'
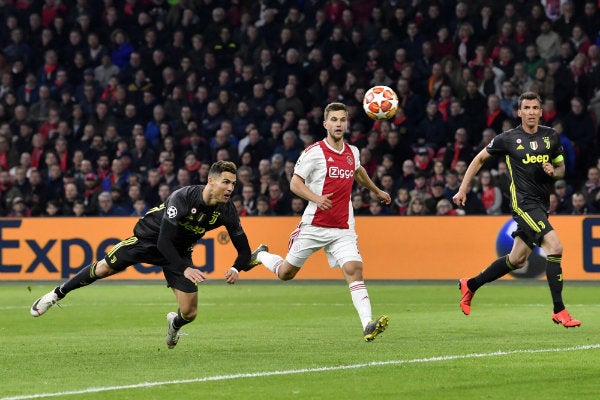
top-left (294, 140), bottom-right (360, 229)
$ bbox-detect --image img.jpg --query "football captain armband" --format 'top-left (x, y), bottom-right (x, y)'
top-left (552, 154), bottom-right (564, 164)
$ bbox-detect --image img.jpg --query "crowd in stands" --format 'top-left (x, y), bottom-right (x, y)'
top-left (1, 0), bottom-right (600, 218)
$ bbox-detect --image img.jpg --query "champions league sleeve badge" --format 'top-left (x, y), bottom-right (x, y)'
top-left (167, 205), bottom-right (178, 218)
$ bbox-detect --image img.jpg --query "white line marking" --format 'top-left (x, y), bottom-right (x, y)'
top-left (2, 344), bottom-right (599, 400)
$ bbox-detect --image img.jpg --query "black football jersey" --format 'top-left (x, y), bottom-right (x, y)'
top-left (133, 185), bottom-right (244, 250)
top-left (486, 124), bottom-right (563, 213)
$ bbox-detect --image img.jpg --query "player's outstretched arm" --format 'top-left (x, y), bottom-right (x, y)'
top-left (453, 148), bottom-right (492, 207)
top-left (354, 166), bottom-right (391, 204)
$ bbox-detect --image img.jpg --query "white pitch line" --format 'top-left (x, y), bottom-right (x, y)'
top-left (2, 344), bottom-right (599, 400)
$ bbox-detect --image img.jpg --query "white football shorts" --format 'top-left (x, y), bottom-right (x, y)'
top-left (285, 224), bottom-right (362, 268)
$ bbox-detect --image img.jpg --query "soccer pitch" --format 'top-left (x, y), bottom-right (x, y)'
top-left (2, 281), bottom-right (600, 400)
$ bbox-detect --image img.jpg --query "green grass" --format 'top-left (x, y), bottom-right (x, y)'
top-left (2, 281), bottom-right (600, 399)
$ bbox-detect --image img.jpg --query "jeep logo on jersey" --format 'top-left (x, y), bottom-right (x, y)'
top-left (166, 205), bottom-right (177, 218)
top-left (328, 166), bottom-right (354, 179)
top-left (522, 153), bottom-right (550, 164)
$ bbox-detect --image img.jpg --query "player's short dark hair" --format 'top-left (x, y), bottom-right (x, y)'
top-left (518, 91), bottom-right (542, 108)
top-left (209, 160), bottom-right (237, 177)
top-left (324, 102), bottom-right (347, 120)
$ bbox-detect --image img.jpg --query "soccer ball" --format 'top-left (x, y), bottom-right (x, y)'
top-left (362, 85), bottom-right (399, 120)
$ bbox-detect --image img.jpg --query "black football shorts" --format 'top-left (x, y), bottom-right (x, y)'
top-left (104, 236), bottom-right (197, 293)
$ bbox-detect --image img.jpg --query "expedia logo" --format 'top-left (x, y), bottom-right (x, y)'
top-left (522, 153), bottom-right (550, 164)
top-left (328, 166), bottom-right (354, 179)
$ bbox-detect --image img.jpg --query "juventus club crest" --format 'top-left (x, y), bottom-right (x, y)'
top-left (530, 141), bottom-right (538, 151)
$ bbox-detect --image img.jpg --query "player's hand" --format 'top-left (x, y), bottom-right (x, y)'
top-left (453, 190), bottom-right (467, 207)
top-left (184, 267), bottom-right (207, 285)
top-left (377, 190), bottom-right (391, 205)
top-left (316, 193), bottom-right (333, 210)
top-left (542, 162), bottom-right (555, 177)
top-left (225, 268), bottom-right (239, 284)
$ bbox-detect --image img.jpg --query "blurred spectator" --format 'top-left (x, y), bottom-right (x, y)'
top-left (410, 171), bottom-right (431, 201)
top-left (483, 94), bottom-right (508, 134)
top-left (241, 183), bottom-right (257, 215)
top-left (436, 198), bottom-right (464, 215)
top-left (72, 200), bottom-right (86, 217)
top-left (351, 192), bottom-right (368, 216)
top-left (554, 179), bottom-right (573, 214)
top-left (581, 166), bottom-right (600, 205)
top-left (0, 134), bottom-right (18, 170)
top-left (273, 130), bottom-right (302, 162)
top-left (442, 128), bottom-right (475, 171)
top-left (536, 19), bottom-right (562, 61)
top-left (416, 100), bottom-right (447, 151)
top-left (472, 170), bottom-right (503, 215)
top-left (44, 199), bottom-right (61, 216)
top-left (413, 146), bottom-right (433, 175)
top-left (563, 96), bottom-right (596, 176)
top-left (254, 194), bottom-right (274, 216)
top-left (405, 196), bottom-right (427, 216)
top-left (60, 182), bottom-right (81, 216)
top-left (552, 119), bottom-right (576, 178)
top-left (290, 196), bottom-right (306, 217)
top-left (367, 198), bottom-right (387, 216)
top-left (96, 190), bottom-right (127, 216)
top-left (267, 181), bottom-right (291, 215)
top-left (570, 191), bottom-right (594, 214)
top-left (130, 133), bottom-right (155, 174)
top-left (390, 187), bottom-right (410, 215)
top-left (424, 181), bottom-right (447, 215)
top-left (131, 198), bottom-right (148, 217)
top-left (157, 182), bottom-right (171, 204)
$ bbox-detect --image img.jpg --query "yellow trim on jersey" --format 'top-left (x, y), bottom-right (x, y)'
top-left (145, 203), bottom-right (165, 216)
top-left (106, 236), bottom-right (138, 258)
top-left (505, 155), bottom-right (541, 233)
top-left (552, 154), bottom-right (564, 164)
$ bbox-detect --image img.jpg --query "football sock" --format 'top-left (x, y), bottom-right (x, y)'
top-left (349, 281), bottom-right (372, 329)
top-left (545, 254), bottom-right (564, 313)
top-left (172, 309), bottom-right (192, 330)
top-left (468, 255), bottom-right (515, 292)
top-left (257, 251), bottom-right (284, 278)
top-left (55, 261), bottom-right (100, 298)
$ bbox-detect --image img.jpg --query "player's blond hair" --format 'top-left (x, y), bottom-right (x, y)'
top-left (324, 102), bottom-right (348, 120)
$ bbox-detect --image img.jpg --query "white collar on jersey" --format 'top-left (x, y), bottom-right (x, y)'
top-left (322, 138), bottom-right (346, 154)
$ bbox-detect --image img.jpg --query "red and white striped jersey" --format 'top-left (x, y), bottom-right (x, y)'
top-left (294, 139), bottom-right (360, 229)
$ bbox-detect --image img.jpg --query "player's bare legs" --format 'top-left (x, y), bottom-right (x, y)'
top-left (171, 289), bottom-right (198, 322)
top-left (276, 261), bottom-right (301, 280)
top-left (254, 247), bottom-right (388, 340)
top-left (166, 289), bottom-right (198, 349)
